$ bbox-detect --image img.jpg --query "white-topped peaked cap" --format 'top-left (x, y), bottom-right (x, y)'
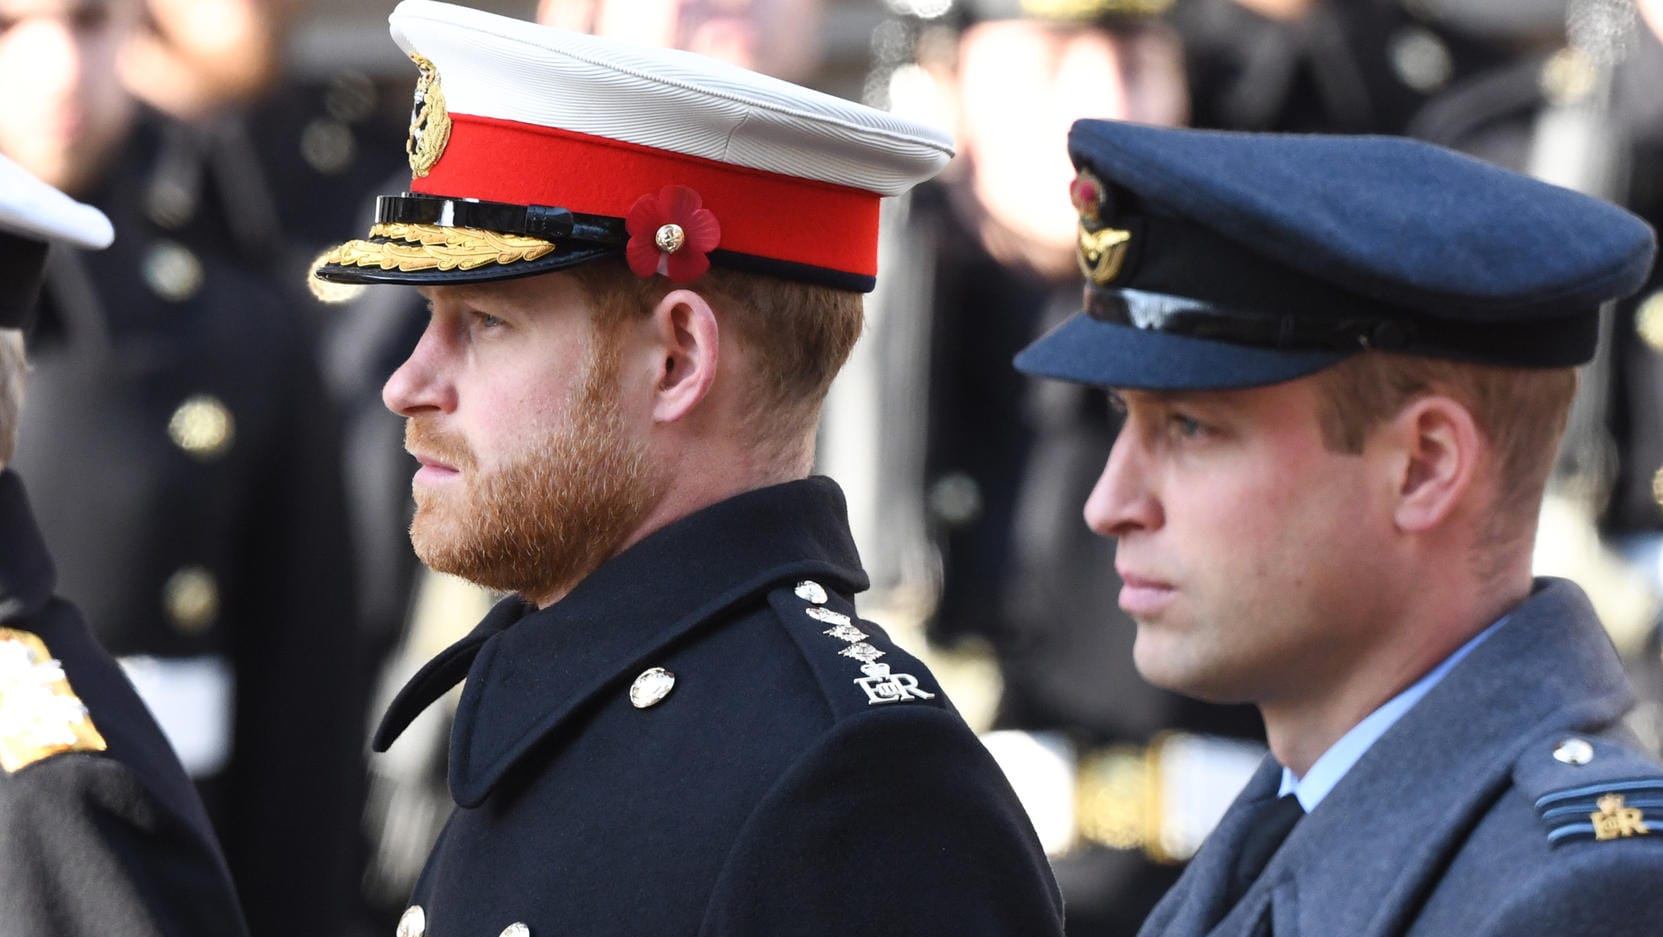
top-left (314, 0), bottom-right (955, 292)
top-left (0, 155), bottom-right (113, 251)
top-left (0, 154), bottom-right (113, 328)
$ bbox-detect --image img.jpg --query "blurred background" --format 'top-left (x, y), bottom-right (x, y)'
top-left (5, 0), bottom-right (1663, 934)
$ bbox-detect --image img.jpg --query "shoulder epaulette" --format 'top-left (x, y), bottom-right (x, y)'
top-left (0, 627), bottom-right (107, 773)
top-left (766, 579), bottom-right (945, 719)
top-left (1517, 732), bottom-right (1663, 847)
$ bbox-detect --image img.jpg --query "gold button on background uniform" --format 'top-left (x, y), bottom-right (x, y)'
top-left (141, 241), bottom-right (205, 302)
top-left (163, 567), bottom-right (220, 635)
top-left (1635, 291), bottom-right (1663, 354)
top-left (167, 395), bottom-right (236, 460)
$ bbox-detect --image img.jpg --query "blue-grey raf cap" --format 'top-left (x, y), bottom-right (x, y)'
top-left (1014, 120), bottom-right (1659, 390)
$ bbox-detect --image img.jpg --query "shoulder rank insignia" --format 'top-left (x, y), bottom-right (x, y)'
top-left (795, 581), bottom-right (936, 706)
top-left (1536, 781), bottom-right (1662, 846)
top-left (0, 628), bottom-right (107, 772)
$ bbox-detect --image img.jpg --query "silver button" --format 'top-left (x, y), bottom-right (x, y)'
top-left (396, 905), bottom-right (426, 937)
top-left (1553, 738), bottom-right (1595, 766)
top-left (499, 924), bottom-right (531, 937)
top-left (630, 667), bottom-right (676, 709)
top-left (1387, 26), bottom-right (1453, 93)
top-left (794, 580), bottom-right (827, 604)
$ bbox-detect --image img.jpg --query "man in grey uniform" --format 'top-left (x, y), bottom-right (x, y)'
top-left (1016, 119), bottom-right (1663, 936)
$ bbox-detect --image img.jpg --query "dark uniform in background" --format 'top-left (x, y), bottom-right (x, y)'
top-left (906, 181), bottom-right (1265, 933)
top-left (861, 4), bottom-right (1265, 933)
top-left (13, 111), bottom-right (364, 937)
top-left (0, 155), bottom-right (248, 937)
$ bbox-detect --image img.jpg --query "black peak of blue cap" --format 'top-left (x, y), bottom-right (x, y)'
top-left (1016, 120), bottom-right (1659, 390)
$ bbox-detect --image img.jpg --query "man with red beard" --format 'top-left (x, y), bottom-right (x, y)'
top-left (310, 3), bottom-right (1064, 935)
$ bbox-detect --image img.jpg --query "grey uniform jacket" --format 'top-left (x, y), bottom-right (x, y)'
top-left (1139, 578), bottom-right (1663, 937)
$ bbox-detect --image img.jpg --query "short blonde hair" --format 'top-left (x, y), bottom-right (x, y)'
top-left (1314, 351), bottom-right (1576, 565)
top-left (0, 330), bottom-right (26, 468)
top-left (569, 260), bottom-right (864, 460)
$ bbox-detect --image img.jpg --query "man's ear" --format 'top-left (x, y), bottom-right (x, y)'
top-left (647, 288), bottom-right (720, 425)
top-left (1386, 395), bottom-right (1482, 533)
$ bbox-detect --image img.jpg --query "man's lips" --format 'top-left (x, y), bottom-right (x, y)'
top-left (409, 452), bottom-right (462, 482)
top-left (1117, 568), bottom-right (1176, 617)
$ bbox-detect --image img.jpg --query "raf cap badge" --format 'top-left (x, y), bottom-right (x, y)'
top-left (0, 629), bottom-right (108, 772)
top-left (1070, 169), bottom-right (1132, 286)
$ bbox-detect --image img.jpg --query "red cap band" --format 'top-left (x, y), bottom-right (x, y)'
top-left (412, 114), bottom-right (883, 278)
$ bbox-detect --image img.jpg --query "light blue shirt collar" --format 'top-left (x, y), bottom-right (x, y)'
top-left (1279, 616), bottom-right (1507, 811)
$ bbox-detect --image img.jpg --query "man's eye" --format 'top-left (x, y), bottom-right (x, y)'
top-left (471, 311), bottom-right (505, 329)
top-left (1171, 414), bottom-right (1207, 438)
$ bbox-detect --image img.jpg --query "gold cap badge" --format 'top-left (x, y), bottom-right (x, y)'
top-left (1071, 170), bottom-right (1132, 286)
top-left (406, 53), bottom-right (452, 178)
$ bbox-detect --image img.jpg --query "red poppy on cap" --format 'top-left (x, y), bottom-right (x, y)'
top-left (626, 186), bottom-right (722, 283)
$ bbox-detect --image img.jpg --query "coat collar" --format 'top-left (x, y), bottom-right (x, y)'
top-left (372, 477), bottom-right (868, 808)
top-left (0, 470), bottom-right (56, 623)
top-left (1148, 579), bottom-right (1633, 937)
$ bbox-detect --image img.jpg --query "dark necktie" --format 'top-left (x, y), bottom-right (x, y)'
top-left (1223, 794), bottom-right (1305, 910)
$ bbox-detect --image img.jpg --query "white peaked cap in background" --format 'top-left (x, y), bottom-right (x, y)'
top-left (0, 155), bottom-right (113, 250)
top-left (0, 154), bottom-right (113, 329)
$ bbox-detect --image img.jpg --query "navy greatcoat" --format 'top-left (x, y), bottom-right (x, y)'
top-left (0, 470), bottom-right (249, 936)
top-left (373, 477), bottom-right (1065, 937)
top-left (1139, 578), bottom-right (1663, 937)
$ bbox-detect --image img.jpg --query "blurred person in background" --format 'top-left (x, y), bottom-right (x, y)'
top-left (0, 1), bottom-right (362, 934)
top-left (850, 1), bottom-right (1266, 933)
top-left (1172, 0), bottom-right (1535, 135)
top-left (538, 0), bottom-right (826, 82)
top-left (1384, 0), bottom-right (1663, 756)
top-left (115, 0), bottom-right (420, 708)
top-left (0, 154), bottom-right (248, 937)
